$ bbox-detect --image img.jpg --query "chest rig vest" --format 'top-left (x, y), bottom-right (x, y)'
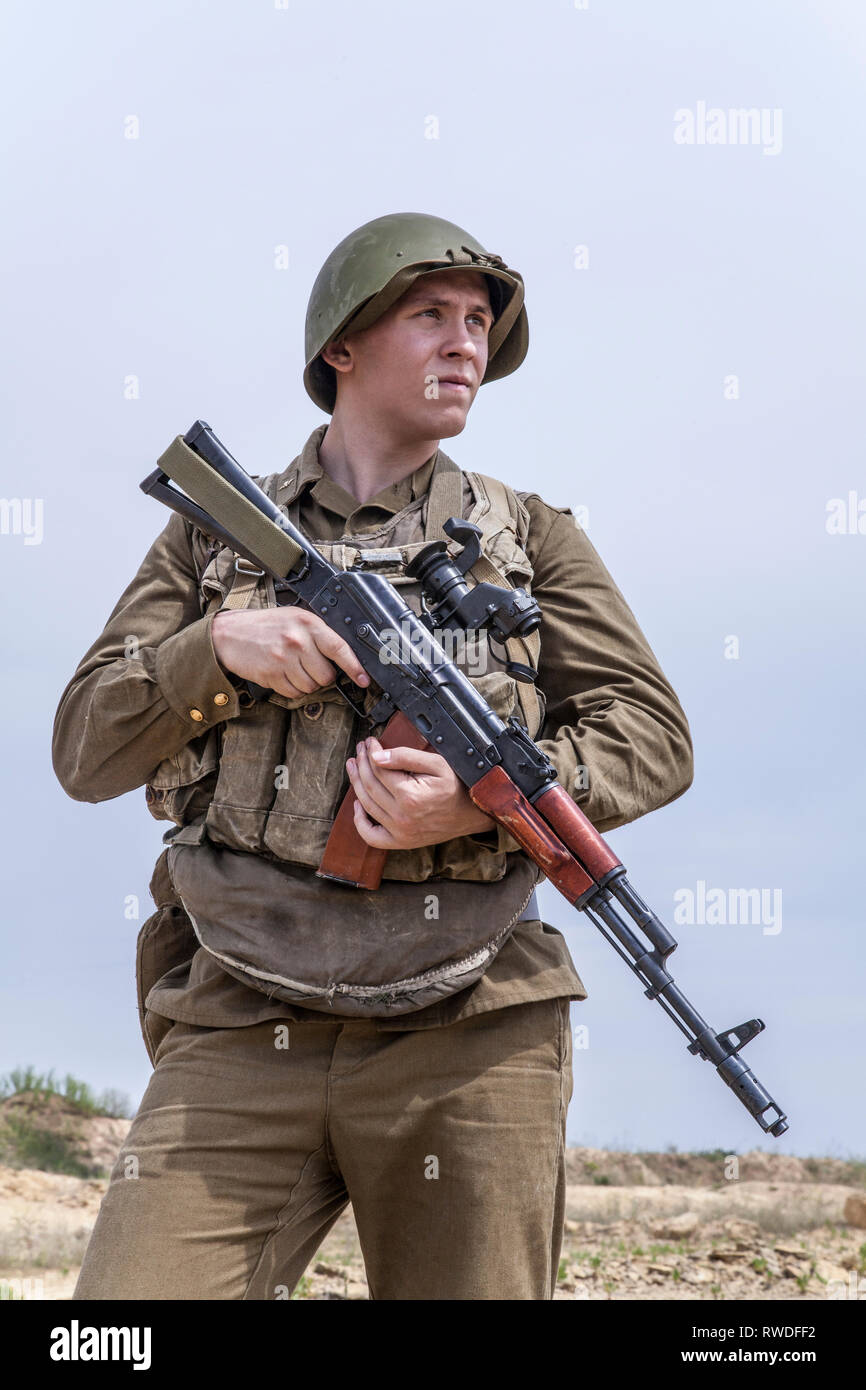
top-left (149, 448), bottom-right (544, 874)
top-left (144, 446), bottom-right (548, 1016)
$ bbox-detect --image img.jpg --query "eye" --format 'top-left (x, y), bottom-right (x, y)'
top-left (416, 307), bottom-right (489, 327)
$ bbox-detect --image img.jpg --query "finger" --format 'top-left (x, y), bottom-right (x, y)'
top-left (352, 796), bottom-right (401, 849)
top-left (277, 657), bottom-right (321, 695)
top-left (270, 670), bottom-right (312, 700)
top-left (313, 624), bottom-right (371, 687)
top-left (367, 741), bottom-right (450, 777)
top-left (353, 742), bottom-right (399, 818)
top-left (355, 739), bottom-right (404, 802)
top-left (348, 749), bottom-right (394, 823)
top-left (295, 650), bottom-right (338, 690)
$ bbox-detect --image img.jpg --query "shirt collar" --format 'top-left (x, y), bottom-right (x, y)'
top-left (277, 425), bottom-right (441, 520)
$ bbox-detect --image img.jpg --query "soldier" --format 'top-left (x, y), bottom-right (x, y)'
top-left (53, 212), bottom-right (693, 1301)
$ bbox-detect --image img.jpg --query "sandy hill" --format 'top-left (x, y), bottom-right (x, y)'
top-left (1, 1094), bottom-right (864, 1301)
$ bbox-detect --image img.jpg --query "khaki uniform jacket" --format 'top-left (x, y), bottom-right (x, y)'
top-left (52, 426), bottom-right (694, 1050)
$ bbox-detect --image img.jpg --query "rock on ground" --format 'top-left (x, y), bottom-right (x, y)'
top-left (2, 1143), bottom-right (864, 1302)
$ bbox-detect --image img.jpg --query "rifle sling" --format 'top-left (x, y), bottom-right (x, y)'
top-left (156, 435), bottom-right (305, 579)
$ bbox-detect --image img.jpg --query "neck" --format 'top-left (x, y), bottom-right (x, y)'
top-left (318, 411), bottom-right (440, 504)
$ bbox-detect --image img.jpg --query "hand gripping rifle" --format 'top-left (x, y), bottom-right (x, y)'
top-left (141, 421), bottom-right (789, 1138)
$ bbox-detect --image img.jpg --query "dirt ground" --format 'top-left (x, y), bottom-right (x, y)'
top-left (1, 1113), bottom-right (864, 1300)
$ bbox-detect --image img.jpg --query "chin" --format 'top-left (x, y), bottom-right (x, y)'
top-left (436, 420), bottom-right (469, 441)
top-left (428, 404), bottom-right (471, 439)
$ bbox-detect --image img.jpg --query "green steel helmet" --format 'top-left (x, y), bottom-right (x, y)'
top-left (304, 211), bottom-right (529, 414)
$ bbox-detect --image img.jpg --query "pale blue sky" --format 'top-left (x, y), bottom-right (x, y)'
top-left (1, 0), bottom-right (863, 1156)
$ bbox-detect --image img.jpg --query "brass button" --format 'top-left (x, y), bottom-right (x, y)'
top-left (189, 708), bottom-right (204, 722)
top-left (213, 692), bottom-right (229, 706)
top-left (303, 702), bottom-right (323, 720)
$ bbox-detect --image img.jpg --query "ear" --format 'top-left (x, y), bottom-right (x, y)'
top-left (320, 335), bottom-right (354, 375)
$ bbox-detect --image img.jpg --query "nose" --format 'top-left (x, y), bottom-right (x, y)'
top-left (439, 312), bottom-right (482, 365)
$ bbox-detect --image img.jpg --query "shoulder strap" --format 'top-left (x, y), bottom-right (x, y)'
top-left (422, 453), bottom-right (464, 541)
top-left (463, 471), bottom-right (542, 737)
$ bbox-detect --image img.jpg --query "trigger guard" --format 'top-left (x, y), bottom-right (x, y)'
top-left (334, 669), bottom-right (381, 720)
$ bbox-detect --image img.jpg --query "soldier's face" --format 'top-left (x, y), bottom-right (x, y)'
top-left (335, 269), bottom-right (493, 438)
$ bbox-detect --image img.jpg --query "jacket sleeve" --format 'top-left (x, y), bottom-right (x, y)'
top-left (520, 494), bottom-right (693, 834)
top-left (52, 512), bottom-right (242, 802)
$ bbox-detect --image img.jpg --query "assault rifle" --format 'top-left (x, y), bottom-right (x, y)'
top-left (141, 421), bottom-right (789, 1138)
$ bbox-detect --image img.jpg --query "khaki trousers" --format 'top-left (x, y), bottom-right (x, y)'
top-left (74, 997), bottom-right (573, 1301)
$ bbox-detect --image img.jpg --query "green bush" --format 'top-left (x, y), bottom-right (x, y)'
top-left (0, 1116), bottom-right (94, 1178)
top-left (0, 1068), bottom-right (130, 1119)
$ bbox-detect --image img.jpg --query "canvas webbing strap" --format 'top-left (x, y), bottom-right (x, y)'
top-left (419, 460), bottom-right (541, 734)
top-left (463, 471), bottom-right (542, 736)
top-left (423, 453), bottom-right (464, 541)
top-left (467, 550), bottom-right (542, 735)
top-left (220, 563), bottom-right (265, 611)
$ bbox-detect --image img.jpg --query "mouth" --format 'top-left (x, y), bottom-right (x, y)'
top-left (437, 378), bottom-right (472, 394)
